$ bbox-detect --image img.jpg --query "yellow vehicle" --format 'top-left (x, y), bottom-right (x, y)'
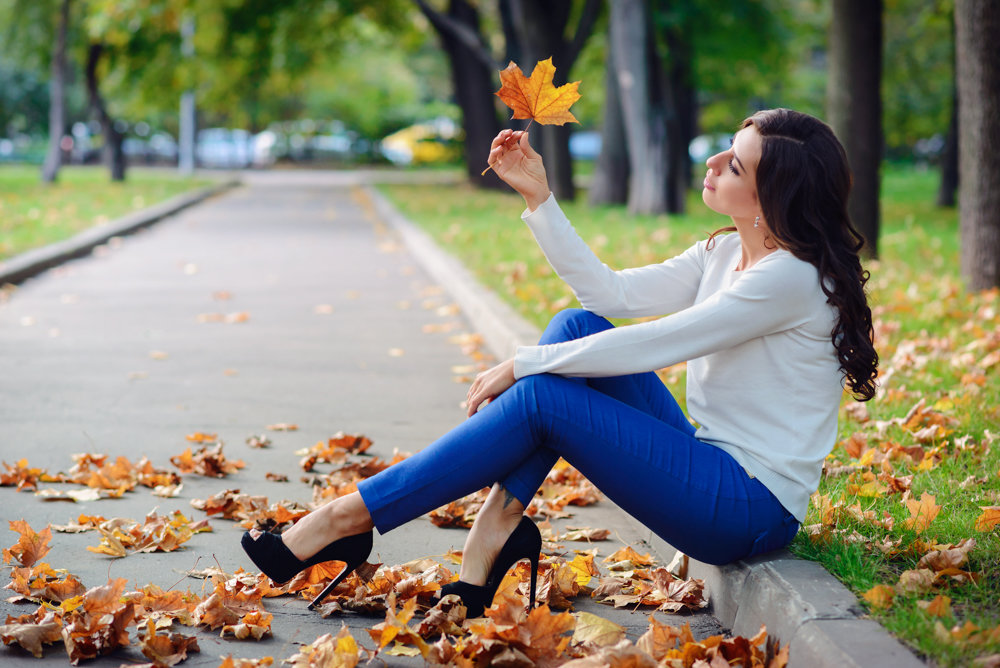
top-left (380, 118), bottom-right (462, 165)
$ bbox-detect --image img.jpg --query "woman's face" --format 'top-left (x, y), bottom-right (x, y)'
top-left (702, 125), bottom-right (762, 221)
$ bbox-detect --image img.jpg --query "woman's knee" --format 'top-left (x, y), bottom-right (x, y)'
top-left (540, 308), bottom-right (613, 344)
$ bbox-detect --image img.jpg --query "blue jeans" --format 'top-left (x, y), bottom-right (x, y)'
top-left (357, 309), bottom-right (798, 565)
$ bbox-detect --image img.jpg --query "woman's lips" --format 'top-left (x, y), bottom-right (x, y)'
top-left (703, 178), bottom-right (714, 191)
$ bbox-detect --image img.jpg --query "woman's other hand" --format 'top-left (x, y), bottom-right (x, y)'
top-left (488, 130), bottom-right (551, 211)
top-left (466, 358), bottom-right (517, 417)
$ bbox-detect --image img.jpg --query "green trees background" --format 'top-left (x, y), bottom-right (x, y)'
top-left (1, 0), bottom-right (997, 286)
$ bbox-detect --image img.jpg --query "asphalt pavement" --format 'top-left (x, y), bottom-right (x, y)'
top-left (0, 170), bottom-right (730, 667)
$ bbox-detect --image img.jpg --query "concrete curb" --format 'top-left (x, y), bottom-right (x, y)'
top-left (369, 185), bottom-right (926, 667)
top-left (0, 179), bottom-right (238, 286)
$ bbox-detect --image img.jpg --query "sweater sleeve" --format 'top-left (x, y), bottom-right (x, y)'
top-left (513, 252), bottom-right (821, 379)
top-left (522, 195), bottom-right (705, 318)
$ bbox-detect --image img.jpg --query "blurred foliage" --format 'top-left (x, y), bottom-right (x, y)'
top-left (883, 0), bottom-right (954, 157)
top-left (0, 0), bottom-right (959, 161)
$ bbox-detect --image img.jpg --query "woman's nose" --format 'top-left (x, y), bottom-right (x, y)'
top-left (706, 153), bottom-right (721, 174)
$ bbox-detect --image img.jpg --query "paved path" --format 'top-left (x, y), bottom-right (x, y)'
top-left (0, 173), bottom-right (723, 666)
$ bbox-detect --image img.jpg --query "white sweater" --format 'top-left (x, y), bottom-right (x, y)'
top-left (512, 195), bottom-right (844, 522)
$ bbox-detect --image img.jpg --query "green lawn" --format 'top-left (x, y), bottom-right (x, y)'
top-left (0, 165), bottom-right (213, 262)
top-left (380, 165), bottom-right (1000, 668)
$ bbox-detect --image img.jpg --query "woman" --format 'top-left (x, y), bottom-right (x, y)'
top-left (243, 108), bottom-right (878, 617)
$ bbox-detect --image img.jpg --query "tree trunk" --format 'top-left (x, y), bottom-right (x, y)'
top-left (936, 90), bottom-right (958, 208)
top-left (611, 0), bottom-right (668, 215)
top-left (41, 0), bottom-right (70, 183)
top-left (956, 0), bottom-right (1000, 290)
top-left (827, 0), bottom-right (883, 258)
top-left (661, 24), bottom-right (695, 214)
top-left (505, 0), bottom-right (601, 202)
top-left (588, 60), bottom-right (629, 205)
top-left (416, 0), bottom-right (504, 189)
top-left (506, 0), bottom-right (575, 201)
top-left (85, 43), bottom-right (126, 182)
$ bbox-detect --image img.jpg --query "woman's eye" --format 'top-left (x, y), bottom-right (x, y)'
top-left (728, 160), bottom-right (739, 175)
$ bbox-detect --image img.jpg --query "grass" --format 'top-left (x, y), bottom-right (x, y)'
top-left (0, 165), bottom-right (213, 262)
top-left (380, 164), bottom-right (1000, 667)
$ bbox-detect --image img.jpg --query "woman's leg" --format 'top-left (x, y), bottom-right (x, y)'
top-left (357, 371), bottom-right (794, 566)
top-left (499, 309), bottom-right (694, 508)
top-left (459, 308), bottom-right (696, 583)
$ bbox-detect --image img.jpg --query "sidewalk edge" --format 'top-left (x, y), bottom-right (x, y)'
top-left (0, 179), bottom-right (239, 286)
top-left (367, 187), bottom-right (539, 361)
top-left (370, 184), bottom-right (925, 667)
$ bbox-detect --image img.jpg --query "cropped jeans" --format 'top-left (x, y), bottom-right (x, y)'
top-left (356, 309), bottom-right (798, 565)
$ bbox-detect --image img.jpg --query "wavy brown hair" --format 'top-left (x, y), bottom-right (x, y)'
top-left (714, 108), bottom-right (879, 401)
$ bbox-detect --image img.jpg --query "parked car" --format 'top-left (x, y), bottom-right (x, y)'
top-left (197, 128), bottom-right (252, 168)
top-left (569, 130), bottom-right (601, 160)
top-left (380, 117), bottom-right (461, 166)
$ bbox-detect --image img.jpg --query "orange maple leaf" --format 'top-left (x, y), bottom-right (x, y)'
top-left (496, 57), bottom-right (581, 126)
top-left (862, 584), bottom-right (895, 610)
top-left (975, 506), bottom-right (1000, 532)
top-left (3, 520), bottom-right (52, 567)
top-left (902, 493), bottom-right (941, 533)
top-left (138, 618), bottom-right (201, 664)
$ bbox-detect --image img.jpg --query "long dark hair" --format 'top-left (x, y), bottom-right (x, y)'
top-left (719, 108), bottom-right (879, 401)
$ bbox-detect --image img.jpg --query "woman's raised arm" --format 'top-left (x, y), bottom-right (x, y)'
top-left (488, 130), bottom-right (551, 211)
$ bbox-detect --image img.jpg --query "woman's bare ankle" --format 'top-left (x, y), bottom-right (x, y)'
top-left (279, 492), bottom-right (373, 561)
top-left (459, 484), bottom-right (525, 584)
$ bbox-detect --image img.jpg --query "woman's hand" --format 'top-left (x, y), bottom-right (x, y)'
top-left (487, 130), bottom-right (551, 211)
top-left (466, 358), bottom-right (517, 417)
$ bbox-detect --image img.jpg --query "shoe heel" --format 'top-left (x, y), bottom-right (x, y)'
top-left (527, 554), bottom-right (539, 611)
top-left (307, 557), bottom-right (362, 610)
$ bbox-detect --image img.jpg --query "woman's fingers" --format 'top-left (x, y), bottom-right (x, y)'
top-left (465, 359), bottom-right (516, 417)
top-left (488, 130), bottom-right (526, 165)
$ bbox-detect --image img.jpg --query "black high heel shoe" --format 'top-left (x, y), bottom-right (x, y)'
top-left (439, 516), bottom-right (541, 617)
top-left (241, 529), bottom-right (373, 609)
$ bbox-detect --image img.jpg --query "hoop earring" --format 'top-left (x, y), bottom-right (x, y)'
top-left (754, 216), bottom-right (760, 228)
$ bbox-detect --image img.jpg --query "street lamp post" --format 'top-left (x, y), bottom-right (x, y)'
top-left (178, 16), bottom-right (196, 174)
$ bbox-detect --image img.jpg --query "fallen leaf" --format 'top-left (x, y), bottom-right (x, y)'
top-left (862, 584), bottom-right (895, 610)
top-left (561, 639), bottom-right (658, 667)
top-left (572, 611), bottom-right (626, 648)
top-left (635, 615), bottom-right (685, 660)
top-left (975, 506), bottom-right (1000, 532)
top-left (246, 434), bottom-right (271, 448)
top-left (219, 655), bottom-right (274, 668)
top-left (60, 579), bottom-right (135, 664)
top-left (917, 538), bottom-right (976, 571)
top-left (603, 545), bottom-right (656, 571)
top-left (171, 443), bottom-right (245, 477)
top-left (902, 493), bottom-right (940, 533)
top-left (561, 527), bottom-right (611, 542)
top-left (0, 458), bottom-right (46, 491)
top-left (265, 423), bottom-right (298, 431)
top-left (0, 607), bottom-right (63, 658)
top-left (3, 520), bottom-right (52, 567)
top-left (138, 618), bottom-right (200, 665)
top-left (917, 594), bottom-right (952, 618)
top-left (221, 610), bottom-right (273, 640)
top-left (6, 562), bottom-right (87, 603)
top-left (284, 624), bottom-right (369, 667)
top-left (896, 568), bottom-right (937, 595)
top-left (366, 594), bottom-right (429, 657)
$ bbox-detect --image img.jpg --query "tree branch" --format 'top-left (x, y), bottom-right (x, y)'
top-left (413, 0), bottom-right (503, 72)
top-left (565, 0), bottom-right (603, 70)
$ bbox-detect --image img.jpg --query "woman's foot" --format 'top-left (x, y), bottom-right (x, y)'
top-left (459, 483), bottom-right (526, 585)
top-left (241, 491), bottom-right (375, 587)
top-left (266, 491), bottom-right (374, 561)
top-left (440, 509), bottom-right (542, 617)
